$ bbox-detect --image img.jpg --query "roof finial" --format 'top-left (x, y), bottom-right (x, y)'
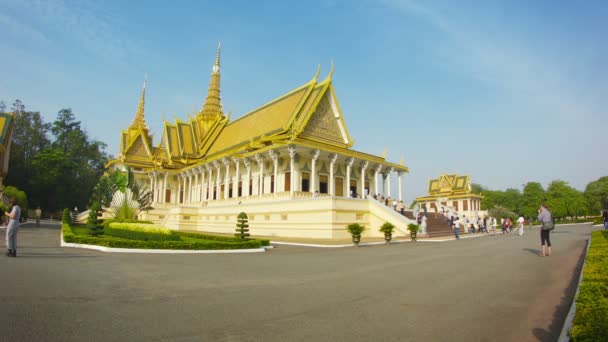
top-left (328, 60), bottom-right (335, 79)
top-left (312, 64), bottom-right (321, 81)
top-left (199, 42), bottom-right (223, 124)
top-left (130, 75), bottom-right (148, 130)
top-left (213, 41), bottom-right (221, 73)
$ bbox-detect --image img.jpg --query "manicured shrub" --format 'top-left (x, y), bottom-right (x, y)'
top-left (235, 212), bottom-right (250, 239)
top-left (62, 223), bottom-right (268, 249)
top-left (105, 222), bottom-right (180, 241)
top-left (62, 208), bottom-right (71, 224)
top-left (570, 230), bottom-right (608, 341)
top-left (87, 202), bottom-right (103, 236)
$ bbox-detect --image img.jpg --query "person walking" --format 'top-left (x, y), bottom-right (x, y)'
top-left (5, 198), bottom-right (21, 257)
top-left (538, 204), bottom-right (554, 257)
top-left (451, 212), bottom-right (460, 240)
top-left (517, 214), bottom-right (525, 236)
top-left (35, 206), bottom-right (42, 227)
top-left (603, 208), bottom-right (608, 230)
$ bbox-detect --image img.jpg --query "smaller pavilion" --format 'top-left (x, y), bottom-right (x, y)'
top-left (415, 174), bottom-right (483, 217)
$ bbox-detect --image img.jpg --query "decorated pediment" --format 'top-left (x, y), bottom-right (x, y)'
top-left (428, 174), bottom-right (470, 196)
top-left (299, 89), bottom-right (349, 147)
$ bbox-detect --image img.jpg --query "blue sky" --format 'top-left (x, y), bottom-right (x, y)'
top-left (1, 0), bottom-right (607, 203)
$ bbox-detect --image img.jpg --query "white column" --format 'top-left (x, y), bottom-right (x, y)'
top-left (183, 173), bottom-right (188, 204)
top-left (194, 171), bottom-right (199, 202)
top-left (148, 172), bottom-right (154, 203)
top-left (398, 171), bottom-right (403, 201)
top-left (197, 166), bottom-right (207, 202)
top-left (360, 161), bottom-right (369, 198)
top-left (269, 150), bottom-right (278, 194)
top-left (310, 149), bottom-right (320, 193)
top-left (176, 175), bottom-right (181, 204)
top-left (148, 173), bottom-right (154, 198)
top-left (152, 172), bottom-right (158, 203)
top-left (374, 165), bottom-right (382, 197)
top-left (255, 154), bottom-right (263, 195)
top-left (187, 171), bottom-right (193, 203)
top-left (243, 158), bottom-right (251, 197)
top-left (289, 146), bottom-right (296, 195)
top-left (223, 158), bottom-right (230, 200)
top-left (214, 161), bottom-right (221, 200)
top-left (345, 157), bottom-right (354, 198)
top-left (163, 172), bottom-right (168, 203)
top-left (232, 158), bottom-right (240, 198)
top-left (205, 165), bottom-right (213, 201)
top-left (387, 168), bottom-right (394, 198)
top-left (329, 153), bottom-right (338, 196)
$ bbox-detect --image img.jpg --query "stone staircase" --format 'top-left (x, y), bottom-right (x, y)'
top-left (404, 211), bottom-right (454, 238)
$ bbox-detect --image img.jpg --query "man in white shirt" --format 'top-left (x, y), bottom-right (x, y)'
top-left (517, 215), bottom-right (525, 236)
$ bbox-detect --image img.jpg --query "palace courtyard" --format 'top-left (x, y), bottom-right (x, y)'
top-left (0, 222), bottom-right (595, 341)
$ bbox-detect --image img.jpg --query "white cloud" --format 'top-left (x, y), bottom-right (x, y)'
top-left (380, 0), bottom-right (594, 120)
top-left (1, 0), bottom-right (141, 63)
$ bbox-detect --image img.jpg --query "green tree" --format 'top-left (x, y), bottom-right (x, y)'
top-left (546, 180), bottom-right (587, 219)
top-left (4, 101), bottom-right (51, 195)
top-left (3, 186), bottom-right (28, 213)
top-left (584, 176), bottom-right (608, 215)
top-left (521, 182), bottom-right (545, 219)
top-left (48, 108), bottom-right (109, 211)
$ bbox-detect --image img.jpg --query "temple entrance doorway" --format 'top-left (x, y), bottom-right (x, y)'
top-left (335, 177), bottom-right (343, 196)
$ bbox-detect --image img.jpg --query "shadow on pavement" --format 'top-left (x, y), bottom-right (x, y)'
top-left (531, 241), bottom-right (586, 341)
top-left (523, 248), bottom-right (541, 256)
top-left (13, 253), bottom-right (99, 258)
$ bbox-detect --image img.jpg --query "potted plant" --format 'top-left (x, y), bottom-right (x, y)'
top-left (379, 222), bottom-right (395, 244)
top-left (346, 223), bottom-right (366, 246)
top-left (407, 223), bottom-right (420, 241)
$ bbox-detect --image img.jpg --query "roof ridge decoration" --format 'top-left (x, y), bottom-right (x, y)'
top-left (130, 76), bottom-right (148, 130)
top-left (198, 42), bottom-right (223, 123)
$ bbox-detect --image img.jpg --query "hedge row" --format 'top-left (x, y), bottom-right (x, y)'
top-left (570, 230), bottom-right (608, 341)
top-left (62, 223), bottom-right (266, 250)
top-left (105, 222), bottom-right (181, 241)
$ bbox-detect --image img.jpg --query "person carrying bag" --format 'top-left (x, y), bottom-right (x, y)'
top-left (537, 204), bottom-right (554, 257)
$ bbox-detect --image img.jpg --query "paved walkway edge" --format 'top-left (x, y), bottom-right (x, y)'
top-left (558, 238), bottom-right (591, 342)
top-left (60, 232), bottom-right (267, 254)
top-left (269, 232), bottom-right (498, 247)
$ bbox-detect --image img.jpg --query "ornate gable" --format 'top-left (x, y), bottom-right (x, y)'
top-left (125, 133), bottom-right (152, 159)
top-left (299, 90), bottom-right (348, 147)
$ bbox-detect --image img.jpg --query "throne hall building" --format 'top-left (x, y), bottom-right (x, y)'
top-left (108, 44), bottom-right (415, 239)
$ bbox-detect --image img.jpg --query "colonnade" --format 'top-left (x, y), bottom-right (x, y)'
top-left (146, 147), bottom-right (406, 205)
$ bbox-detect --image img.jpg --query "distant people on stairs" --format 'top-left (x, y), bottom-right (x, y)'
top-left (451, 212), bottom-right (460, 240)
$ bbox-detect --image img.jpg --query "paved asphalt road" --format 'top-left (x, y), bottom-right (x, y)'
top-left (0, 223), bottom-right (596, 342)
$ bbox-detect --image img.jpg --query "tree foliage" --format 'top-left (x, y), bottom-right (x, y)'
top-left (521, 182), bottom-right (546, 219)
top-left (2, 101), bottom-right (110, 213)
top-left (584, 177), bottom-right (608, 215)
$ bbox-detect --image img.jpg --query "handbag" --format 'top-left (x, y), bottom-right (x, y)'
top-left (542, 220), bottom-right (555, 231)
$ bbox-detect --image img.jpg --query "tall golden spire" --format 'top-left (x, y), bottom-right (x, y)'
top-left (130, 76), bottom-right (148, 130)
top-left (199, 42), bottom-right (223, 121)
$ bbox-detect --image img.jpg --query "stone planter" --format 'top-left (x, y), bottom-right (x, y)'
top-left (352, 234), bottom-right (361, 246)
top-left (410, 232), bottom-right (417, 241)
top-left (384, 232), bottom-right (392, 244)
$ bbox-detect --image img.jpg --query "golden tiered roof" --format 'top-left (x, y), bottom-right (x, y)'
top-left (416, 174), bottom-right (482, 201)
top-left (110, 46), bottom-right (408, 173)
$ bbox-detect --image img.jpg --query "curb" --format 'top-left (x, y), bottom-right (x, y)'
top-left (557, 238), bottom-right (591, 341)
top-left (269, 232), bottom-right (495, 247)
top-left (60, 231), bottom-right (267, 254)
